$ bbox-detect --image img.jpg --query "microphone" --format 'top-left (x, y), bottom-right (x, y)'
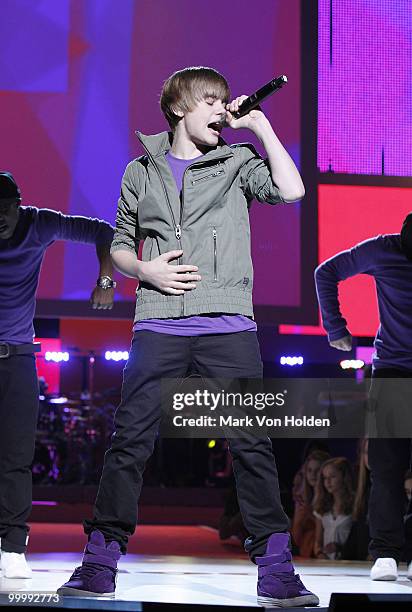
top-left (220, 75), bottom-right (287, 123)
top-left (233, 75), bottom-right (288, 118)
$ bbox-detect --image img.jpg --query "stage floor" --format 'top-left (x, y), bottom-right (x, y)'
top-left (1, 554), bottom-right (412, 610)
top-left (0, 526), bottom-right (411, 610)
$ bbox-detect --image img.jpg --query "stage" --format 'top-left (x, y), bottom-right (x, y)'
top-left (0, 525), bottom-right (411, 610)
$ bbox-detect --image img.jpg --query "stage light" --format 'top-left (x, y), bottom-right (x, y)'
top-left (208, 440), bottom-right (216, 449)
top-left (45, 351), bottom-right (69, 363)
top-left (340, 359), bottom-right (365, 370)
top-left (49, 396), bottom-right (69, 404)
top-left (105, 350), bottom-right (129, 361)
top-left (280, 356), bottom-right (304, 366)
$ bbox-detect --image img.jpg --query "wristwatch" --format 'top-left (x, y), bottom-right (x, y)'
top-left (97, 276), bottom-right (116, 290)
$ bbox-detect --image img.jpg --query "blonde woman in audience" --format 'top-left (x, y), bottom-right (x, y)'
top-left (313, 457), bottom-right (354, 560)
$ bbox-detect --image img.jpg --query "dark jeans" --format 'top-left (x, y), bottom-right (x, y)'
top-left (0, 355), bottom-right (39, 553)
top-left (85, 331), bottom-right (289, 559)
top-left (368, 368), bottom-right (412, 562)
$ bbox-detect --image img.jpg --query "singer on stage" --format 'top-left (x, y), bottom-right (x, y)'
top-left (59, 66), bottom-right (318, 607)
top-left (0, 172), bottom-right (114, 578)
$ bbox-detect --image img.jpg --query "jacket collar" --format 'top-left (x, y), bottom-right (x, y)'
top-left (135, 130), bottom-right (233, 162)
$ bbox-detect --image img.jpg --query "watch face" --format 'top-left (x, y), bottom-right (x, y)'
top-left (97, 276), bottom-right (116, 289)
top-left (98, 277), bottom-right (112, 289)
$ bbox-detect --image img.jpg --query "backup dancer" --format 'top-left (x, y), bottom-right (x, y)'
top-left (315, 213), bottom-right (412, 580)
top-left (0, 172), bottom-right (114, 578)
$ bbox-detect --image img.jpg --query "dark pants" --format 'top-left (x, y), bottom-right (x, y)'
top-left (0, 355), bottom-right (39, 553)
top-left (85, 331), bottom-right (289, 559)
top-left (368, 368), bottom-right (412, 562)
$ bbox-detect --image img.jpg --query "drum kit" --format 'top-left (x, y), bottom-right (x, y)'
top-left (33, 393), bottom-right (117, 484)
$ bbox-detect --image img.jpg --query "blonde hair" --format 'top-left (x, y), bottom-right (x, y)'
top-left (301, 450), bottom-right (331, 504)
top-left (160, 66), bottom-right (230, 130)
top-left (313, 457), bottom-right (354, 516)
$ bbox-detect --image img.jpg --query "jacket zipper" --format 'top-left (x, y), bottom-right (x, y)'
top-left (191, 168), bottom-right (224, 185)
top-left (136, 135), bottom-right (180, 239)
top-left (212, 227), bottom-right (218, 281)
top-left (137, 134), bottom-right (185, 314)
top-left (181, 160), bottom-right (227, 233)
top-left (136, 132), bottom-right (232, 315)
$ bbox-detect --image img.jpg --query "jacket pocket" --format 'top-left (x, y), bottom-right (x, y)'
top-left (191, 166), bottom-right (225, 185)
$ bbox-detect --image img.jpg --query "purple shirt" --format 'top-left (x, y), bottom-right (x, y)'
top-left (315, 234), bottom-right (412, 371)
top-left (134, 152), bottom-right (257, 336)
top-left (0, 206), bottom-right (114, 344)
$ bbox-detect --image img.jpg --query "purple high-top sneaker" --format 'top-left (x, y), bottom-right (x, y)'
top-left (57, 530), bottom-right (121, 598)
top-left (256, 533), bottom-right (319, 608)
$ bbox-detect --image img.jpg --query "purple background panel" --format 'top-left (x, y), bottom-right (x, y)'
top-left (0, 0), bottom-right (69, 93)
top-left (318, 0), bottom-right (412, 176)
top-left (1, 0), bottom-right (301, 310)
top-left (62, 0), bottom-right (135, 299)
top-left (130, 0), bottom-right (302, 307)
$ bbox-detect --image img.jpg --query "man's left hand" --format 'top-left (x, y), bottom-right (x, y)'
top-left (90, 287), bottom-right (114, 310)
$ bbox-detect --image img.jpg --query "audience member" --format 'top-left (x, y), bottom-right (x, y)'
top-left (313, 457), bottom-right (354, 560)
top-left (403, 469), bottom-right (412, 566)
top-left (291, 450), bottom-right (330, 557)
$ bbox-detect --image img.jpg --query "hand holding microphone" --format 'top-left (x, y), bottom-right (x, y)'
top-left (225, 95), bottom-right (260, 130)
top-left (221, 75), bottom-right (288, 129)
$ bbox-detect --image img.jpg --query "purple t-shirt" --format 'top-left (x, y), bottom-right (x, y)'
top-left (134, 152), bottom-right (257, 336)
top-left (0, 206), bottom-right (114, 344)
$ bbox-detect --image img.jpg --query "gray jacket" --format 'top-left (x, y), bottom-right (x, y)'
top-left (111, 131), bottom-right (284, 321)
